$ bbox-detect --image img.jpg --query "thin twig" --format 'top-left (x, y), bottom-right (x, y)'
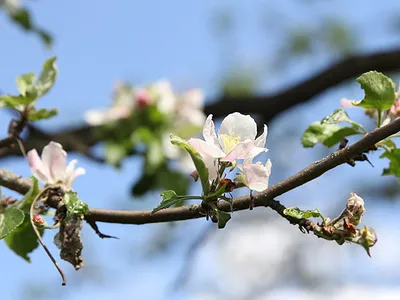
top-left (2, 117), bottom-right (400, 226)
top-left (30, 186), bottom-right (67, 286)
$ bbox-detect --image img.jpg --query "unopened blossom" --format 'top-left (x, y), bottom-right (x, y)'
top-left (389, 98), bottom-right (400, 119)
top-left (356, 226), bottom-right (378, 257)
top-left (345, 192), bottom-right (366, 226)
top-left (27, 141), bottom-right (85, 189)
top-left (189, 112), bottom-right (268, 180)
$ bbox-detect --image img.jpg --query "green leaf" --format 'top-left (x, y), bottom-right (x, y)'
top-left (4, 217), bottom-right (42, 262)
top-left (27, 108), bottom-right (58, 121)
top-left (63, 191), bottom-right (89, 216)
top-left (321, 109), bottom-right (366, 132)
top-left (152, 190), bottom-right (182, 213)
top-left (215, 209), bottom-right (231, 229)
top-left (283, 207), bottom-right (324, 220)
top-left (105, 142), bottom-right (127, 167)
top-left (0, 95), bottom-right (34, 108)
top-left (301, 122), bottom-right (363, 148)
top-left (0, 207), bottom-right (25, 239)
top-left (170, 134), bottom-right (210, 195)
top-left (355, 71), bottom-right (396, 111)
top-left (16, 73), bottom-right (36, 97)
top-left (145, 141), bottom-right (165, 172)
top-left (152, 190), bottom-right (201, 213)
top-left (36, 57), bottom-right (57, 97)
top-left (14, 177), bottom-right (40, 213)
top-left (380, 148), bottom-right (400, 182)
top-left (9, 8), bottom-right (53, 47)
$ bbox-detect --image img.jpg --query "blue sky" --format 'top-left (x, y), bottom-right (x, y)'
top-left (1, 1), bottom-right (400, 299)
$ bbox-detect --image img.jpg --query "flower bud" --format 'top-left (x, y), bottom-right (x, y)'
top-left (32, 215), bottom-right (46, 227)
top-left (358, 226), bottom-right (378, 257)
top-left (390, 98), bottom-right (400, 119)
top-left (135, 88), bottom-right (152, 109)
top-left (346, 193), bottom-right (366, 225)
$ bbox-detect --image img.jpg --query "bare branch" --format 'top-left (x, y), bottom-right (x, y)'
top-left (2, 117), bottom-right (399, 226)
top-left (1, 48), bottom-right (400, 160)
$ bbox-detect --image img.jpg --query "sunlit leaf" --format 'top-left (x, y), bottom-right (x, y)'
top-left (0, 207), bottom-right (25, 239)
top-left (355, 71), bottom-right (396, 111)
top-left (283, 207), bottom-right (324, 220)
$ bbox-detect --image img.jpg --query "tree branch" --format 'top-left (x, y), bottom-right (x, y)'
top-left (2, 117), bottom-right (400, 226)
top-left (1, 48), bottom-right (400, 161)
top-left (205, 48), bottom-right (400, 120)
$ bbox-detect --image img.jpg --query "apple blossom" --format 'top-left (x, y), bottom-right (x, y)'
top-left (27, 141), bottom-right (85, 189)
top-left (188, 112), bottom-right (268, 180)
top-left (242, 159), bottom-right (272, 192)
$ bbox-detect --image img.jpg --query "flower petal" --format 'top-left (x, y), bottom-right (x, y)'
top-left (42, 142), bottom-right (67, 183)
top-left (153, 80), bottom-right (177, 114)
top-left (27, 149), bottom-right (50, 183)
top-left (219, 112), bottom-right (257, 141)
top-left (243, 159), bottom-right (272, 192)
top-left (202, 154), bottom-right (219, 181)
top-left (255, 124), bottom-right (268, 148)
top-left (180, 89), bottom-right (204, 110)
top-left (64, 159), bottom-right (86, 187)
top-left (202, 115), bottom-right (219, 145)
top-left (188, 138), bottom-right (225, 158)
top-left (221, 140), bottom-right (255, 162)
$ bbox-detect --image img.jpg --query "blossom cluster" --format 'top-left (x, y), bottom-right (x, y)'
top-left (188, 112), bottom-right (271, 192)
top-left (84, 79), bottom-right (206, 171)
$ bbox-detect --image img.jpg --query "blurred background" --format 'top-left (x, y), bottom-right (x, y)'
top-left (1, 0), bottom-right (400, 299)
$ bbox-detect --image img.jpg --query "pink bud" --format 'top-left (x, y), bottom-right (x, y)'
top-left (32, 215), bottom-right (45, 226)
top-left (135, 89), bottom-right (151, 109)
top-left (390, 98), bottom-right (400, 119)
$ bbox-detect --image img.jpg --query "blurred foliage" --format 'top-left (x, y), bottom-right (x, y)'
top-left (0, 1), bottom-right (52, 47)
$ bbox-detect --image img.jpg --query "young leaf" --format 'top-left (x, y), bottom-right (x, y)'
top-left (4, 217), bottom-right (43, 262)
top-left (301, 122), bottom-right (362, 148)
top-left (28, 108), bottom-right (58, 121)
top-left (0, 95), bottom-right (34, 108)
top-left (321, 109), bottom-right (366, 132)
top-left (14, 177), bottom-right (40, 213)
top-left (36, 57), bottom-right (58, 98)
top-left (170, 134), bottom-right (210, 195)
top-left (355, 71), bottom-right (396, 111)
top-left (16, 73), bottom-right (36, 97)
top-left (380, 148), bottom-right (400, 182)
top-left (283, 207), bottom-right (324, 220)
top-left (0, 207), bottom-right (25, 239)
top-left (63, 191), bottom-right (89, 216)
top-left (215, 209), bottom-right (231, 229)
top-left (152, 190), bottom-right (182, 213)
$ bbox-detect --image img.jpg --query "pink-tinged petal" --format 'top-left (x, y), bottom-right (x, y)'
top-left (188, 138), bottom-right (225, 158)
top-left (340, 98), bottom-right (360, 108)
top-left (219, 112), bottom-right (257, 141)
top-left (255, 124), bottom-right (268, 148)
top-left (27, 149), bottom-right (50, 183)
top-left (202, 114), bottom-right (218, 145)
top-left (221, 140), bottom-right (255, 162)
top-left (42, 142), bottom-right (67, 183)
top-left (243, 159), bottom-right (272, 192)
